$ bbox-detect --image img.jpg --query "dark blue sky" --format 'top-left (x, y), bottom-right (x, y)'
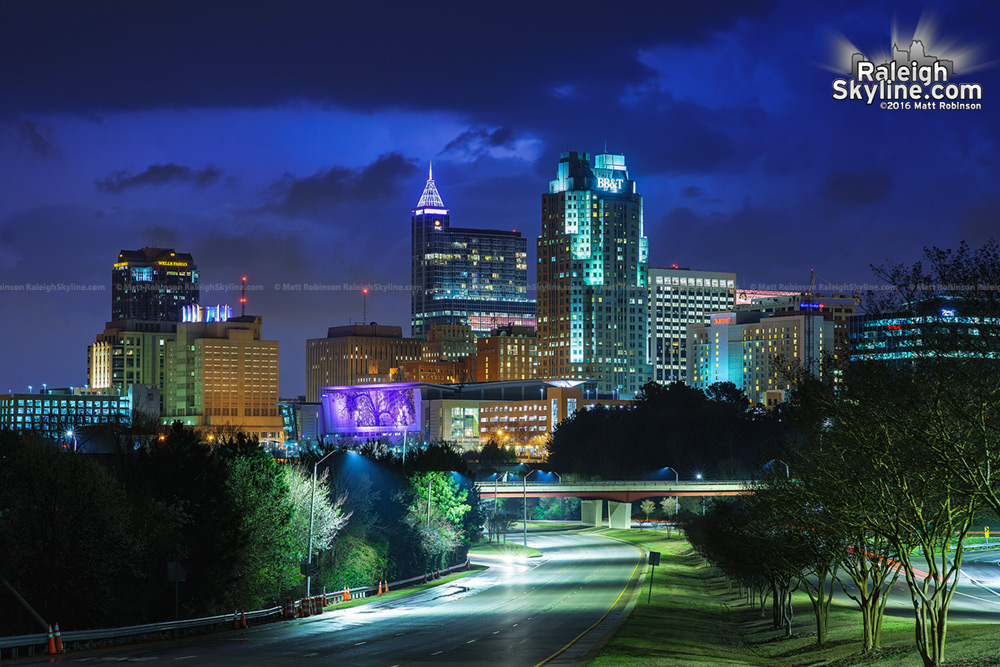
top-left (1, 1), bottom-right (997, 395)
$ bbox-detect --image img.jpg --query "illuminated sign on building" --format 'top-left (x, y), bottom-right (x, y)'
top-left (940, 308), bottom-right (957, 318)
top-left (713, 316), bottom-right (733, 324)
top-left (181, 304), bottom-right (232, 323)
top-left (319, 384), bottom-right (421, 435)
top-left (158, 261), bottom-right (190, 267)
top-left (596, 177), bottom-right (623, 192)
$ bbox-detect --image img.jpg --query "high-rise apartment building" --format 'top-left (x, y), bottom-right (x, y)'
top-left (162, 315), bottom-right (281, 442)
top-left (305, 324), bottom-right (425, 401)
top-left (648, 267), bottom-right (736, 384)
top-left (537, 151), bottom-right (651, 397)
top-left (687, 310), bottom-right (833, 406)
top-left (410, 166), bottom-right (535, 338)
top-left (112, 248), bottom-right (199, 322)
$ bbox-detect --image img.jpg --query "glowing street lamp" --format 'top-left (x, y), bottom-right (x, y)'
top-left (306, 449), bottom-right (338, 596)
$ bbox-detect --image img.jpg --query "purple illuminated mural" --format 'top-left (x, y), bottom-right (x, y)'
top-left (319, 383), bottom-right (421, 435)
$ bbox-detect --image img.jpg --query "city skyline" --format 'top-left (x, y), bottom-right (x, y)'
top-left (1, 2), bottom-right (998, 395)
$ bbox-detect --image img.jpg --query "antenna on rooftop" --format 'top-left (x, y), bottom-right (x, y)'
top-left (240, 276), bottom-right (247, 316)
top-left (362, 287), bottom-right (369, 324)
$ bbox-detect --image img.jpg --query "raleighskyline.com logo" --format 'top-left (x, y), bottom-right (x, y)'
top-left (832, 39), bottom-right (982, 110)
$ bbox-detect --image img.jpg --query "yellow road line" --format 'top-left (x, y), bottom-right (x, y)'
top-left (533, 532), bottom-right (645, 667)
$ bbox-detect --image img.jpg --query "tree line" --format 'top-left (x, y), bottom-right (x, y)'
top-left (685, 242), bottom-right (1000, 667)
top-left (548, 379), bottom-right (785, 479)
top-left (0, 424), bottom-right (482, 635)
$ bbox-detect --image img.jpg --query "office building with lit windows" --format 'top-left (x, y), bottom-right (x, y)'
top-left (112, 247), bottom-right (199, 322)
top-left (306, 323), bottom-right (425, 401)
top-left (848, 296), bottom-right (996, 363)
top-left (537, 151), bottom-right (651, 397)
top-left (687, 310), bottom-right (833, 407)
top-left (88, 320), bottom-right (176, 414)
top-left (162, 315), bottom-right (282, 443)
top-left (410, 166), bottom-right (535, 338)
top-left (315, 378), bottom-right (630, 459)
top-left (0, 387), bottom-right (134, 438)
top-left (648, 267), bottom-right (736, 384)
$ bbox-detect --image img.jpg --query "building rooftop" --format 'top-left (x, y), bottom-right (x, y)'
top-left (415, 163), bottom-right (446, 209)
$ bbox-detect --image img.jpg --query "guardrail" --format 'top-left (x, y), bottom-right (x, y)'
top-left (0, 559), bottom-right (472, 659)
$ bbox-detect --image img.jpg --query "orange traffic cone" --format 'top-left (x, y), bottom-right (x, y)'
top-left (384, 580), bottom-right (389, 593)
top-left (232, 611), bottom-right (239, 629)
top-left (46, 625), bottom-right (57, 654)
top-left (423, 573), bottom-right (427, 583)
top-left (240, 611), bottom-right (248, 629)
top-left (377, 581), bottom-right (383, 595)
top-left (53, 623), bottom-right (64, 653)
top-left (342, 586), bottom-right (349, 602)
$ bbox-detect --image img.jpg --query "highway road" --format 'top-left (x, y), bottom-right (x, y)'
top-left (949, 548), bottom-right (1000, 620)
top-left (824, 547), bottom-right (1000, 622)
top-left (19, 528), bottom-right (643, 666)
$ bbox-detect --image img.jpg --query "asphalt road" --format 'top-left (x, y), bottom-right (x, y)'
top-left (22, 529), bottom-right (643, 666)
top-left (822, 547), bottom-right (1000, 622)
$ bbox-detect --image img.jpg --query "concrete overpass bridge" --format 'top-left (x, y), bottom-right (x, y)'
top-left (473, 480), bottom-right (749, 530)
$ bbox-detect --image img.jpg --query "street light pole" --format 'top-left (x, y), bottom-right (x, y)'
top-left (307, 449), bottom-right (337, 596)
top-left (665, 467), bottom-right (679, 518)
top-left (522, 466), bottom-right (533, 549)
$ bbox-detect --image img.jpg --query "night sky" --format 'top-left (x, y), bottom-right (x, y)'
top-left (1, 1), bottom-right (998, 396)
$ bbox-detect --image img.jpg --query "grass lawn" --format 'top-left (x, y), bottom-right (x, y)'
top-left (589, 529), bottom-right (1000, 667)
top-left (469, 541), bottom-right (543, 558)
top-left (321, 566), bottom-right (485, 612)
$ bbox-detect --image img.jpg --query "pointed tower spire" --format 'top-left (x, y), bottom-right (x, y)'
top-left (416, 161), bottom-right (446, 209)
top-left (428, 160), bottom-right (433, 181)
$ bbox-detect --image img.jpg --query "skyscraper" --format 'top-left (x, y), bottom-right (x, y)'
top-left (410, 165), bottom-right (535, 339)
top-left (537, 151), bottom-right (651, 397)
top-left (112, 247), bottom-right (199, 322)
top-left (648, 267), bottom-right (736, 383)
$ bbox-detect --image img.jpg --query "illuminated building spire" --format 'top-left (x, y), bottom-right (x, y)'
top-left (416, 161), bottom-right (446, 209)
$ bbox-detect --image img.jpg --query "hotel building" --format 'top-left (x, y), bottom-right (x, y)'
top-left (687, 310), bottom-right (834, 406)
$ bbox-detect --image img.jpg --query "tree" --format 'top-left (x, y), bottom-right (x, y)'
top-left (639, 499), bottom-right (655, 530)
top-left (0, 434), bottom-right (141, 633)
top-left (752, 473), bottom-right (841, 646)
top-left (785, 342), bottom-right (982, 664)
top-left (478, 439), bottom-right (517, 465)
top-left (405, 472), bottom-right (471, 570)
top-left (781, 379), bottom-right (902, 654)
top-left (659, 497), bottom-right (678, 537)
top-left (285, 465), bottom-right (350, 582)
top-left (548, 381), bottom-right (781, 479)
